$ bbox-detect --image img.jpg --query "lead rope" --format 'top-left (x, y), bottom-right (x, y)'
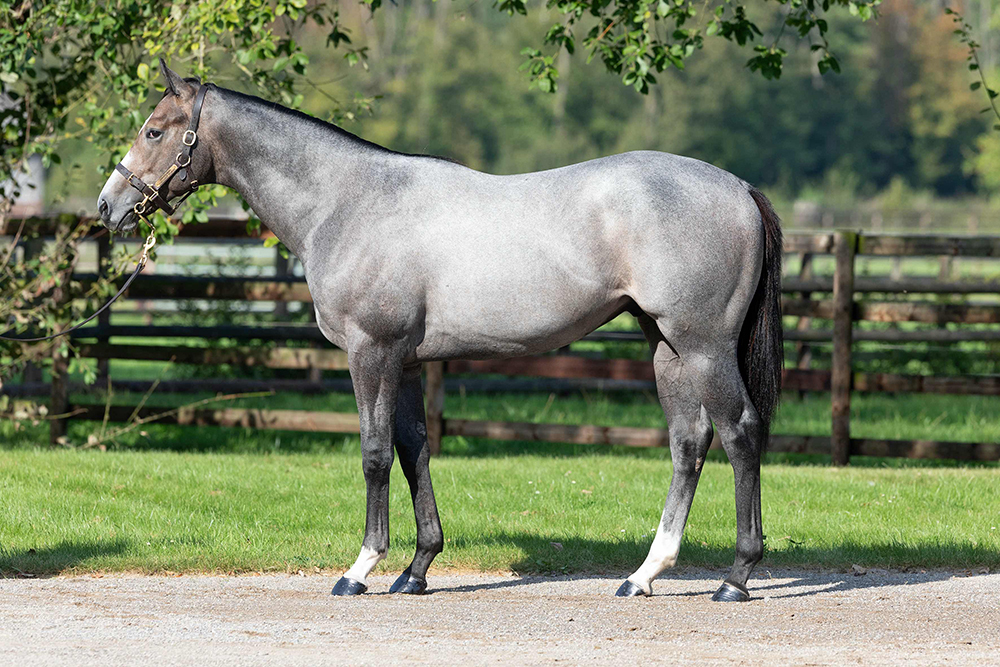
top-left (0, 230), bottom-right (157, 343)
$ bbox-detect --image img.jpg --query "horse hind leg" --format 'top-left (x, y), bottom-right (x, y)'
top-left (692, 351), bottom-right (766, 602)
top-left (616, 315), bottom-right (714, 597)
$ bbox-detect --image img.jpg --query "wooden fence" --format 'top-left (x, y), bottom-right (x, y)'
top-left (3, 219), bottom-right (1000, 462)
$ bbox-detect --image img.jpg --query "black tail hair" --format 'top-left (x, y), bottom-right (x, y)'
top-left (739, 186), bottom-right (784, 447)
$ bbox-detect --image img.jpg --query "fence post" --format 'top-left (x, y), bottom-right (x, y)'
top-left (50, 343), bottom-right (69, 445)
top-left (794, 252), bottom-right (814, 399)
top-left (425, 361), bottom-right (445, 456)
top-left (830, 230), bottom-right (857, 466)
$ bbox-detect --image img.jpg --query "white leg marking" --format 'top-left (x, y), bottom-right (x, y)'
top-left (343, 546), bottom-right (385, 585)
top-left (627, 523), bottom-right (683, 594)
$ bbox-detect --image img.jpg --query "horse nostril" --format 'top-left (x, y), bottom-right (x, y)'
top-left (98, 198), bottom-right (110, 219)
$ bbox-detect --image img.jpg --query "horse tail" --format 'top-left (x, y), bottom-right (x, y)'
top-left (739, 186), bottom-right (784, 448)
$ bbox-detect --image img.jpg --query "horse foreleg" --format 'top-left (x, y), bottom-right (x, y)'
top-left (389, 365), bottom-right (444, 595)
top-left (332, 338), bottom-right (404, 596)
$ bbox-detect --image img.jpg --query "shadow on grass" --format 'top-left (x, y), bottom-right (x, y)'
top-left (0, 539), bottom-right (130, 578)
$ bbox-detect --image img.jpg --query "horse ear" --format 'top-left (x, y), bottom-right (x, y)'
top-left (158, 58), bottom-right (193, 98)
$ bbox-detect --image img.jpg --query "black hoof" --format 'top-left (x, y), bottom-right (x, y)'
top-left (615, 580), bottom-right (649, 597)
top-left (389, 571), bottom-right (428, 595)
top-left (711, 580), bottom-right (750, 602)
top-left (331, 577), bottom-right (368, 596)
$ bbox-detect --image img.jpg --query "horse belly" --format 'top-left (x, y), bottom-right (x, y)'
top-left (416, 261), bottom-right (627, 360)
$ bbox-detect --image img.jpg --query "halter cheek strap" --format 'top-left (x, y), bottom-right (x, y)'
top-left (116, 82), bottom-right (213, 220)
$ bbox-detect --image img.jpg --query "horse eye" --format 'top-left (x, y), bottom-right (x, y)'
top-left (145, 128), bottom-right (162, 140)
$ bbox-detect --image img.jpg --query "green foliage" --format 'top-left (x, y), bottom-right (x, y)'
top-left (507, 0), bottom-right (879, 92)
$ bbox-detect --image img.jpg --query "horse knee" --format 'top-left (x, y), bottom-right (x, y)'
top-left (361, 447), bottom-right (394, 479)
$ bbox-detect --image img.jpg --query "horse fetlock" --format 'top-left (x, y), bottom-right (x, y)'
top-left (736, 535), bottom-right (764, 566)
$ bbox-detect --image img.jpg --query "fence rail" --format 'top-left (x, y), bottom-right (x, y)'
top-left (4, 219), bottom-right (1000, 462)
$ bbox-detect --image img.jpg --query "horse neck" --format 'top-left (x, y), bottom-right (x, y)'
top-left (205, 90), bottom-right (389, 262)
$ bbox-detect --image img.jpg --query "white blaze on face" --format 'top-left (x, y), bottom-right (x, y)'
top-left (98, 109), bottom-right (157, 218)
top-left (118, 109), bottom-right (158, 175)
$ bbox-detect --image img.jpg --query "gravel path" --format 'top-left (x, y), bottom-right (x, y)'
top-left (2, 569), bottom-right (997, 665)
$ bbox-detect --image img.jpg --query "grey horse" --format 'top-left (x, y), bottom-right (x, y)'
top-left (98, 61), bottom-right (783, 602)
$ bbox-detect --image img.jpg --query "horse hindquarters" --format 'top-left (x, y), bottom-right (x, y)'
top-left (621, 185), bottom-right (783, 601)
top-left (706, 186), bottom-right (783, 601)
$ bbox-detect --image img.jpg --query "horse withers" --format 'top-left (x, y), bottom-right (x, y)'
top-left (98, 60), bottom-right (783, 602)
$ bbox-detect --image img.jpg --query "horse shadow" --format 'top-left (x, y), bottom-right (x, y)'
top-left (0, 539), bottom-right (130, 579)
top-left (424, 532), bottom-right (998, 599)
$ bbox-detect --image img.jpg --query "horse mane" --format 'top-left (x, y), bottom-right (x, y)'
top-left (213, 85), bottom-right (463, 166)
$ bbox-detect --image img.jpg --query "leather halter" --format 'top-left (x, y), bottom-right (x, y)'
top-left (115, 82), bottom-right (213, 220)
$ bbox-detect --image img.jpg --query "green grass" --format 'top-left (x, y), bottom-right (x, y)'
top-left (0, 447), bottom-right (997, 577)
top-left (2, 386), bottom-right (999, 576)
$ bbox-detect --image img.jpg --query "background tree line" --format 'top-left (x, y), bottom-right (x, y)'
top-left (31, 0), bottom-right (1000, 216)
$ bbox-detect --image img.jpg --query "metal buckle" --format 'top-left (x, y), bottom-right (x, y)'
top-left (182, 130), bottom-right (197, 146)
top-left (128, 174), bottom-right (144, 190)
top-left (138, 230), bottom-right (157, 267)
top-left (134, 199), bottom-right (148, 216)
top-left (176, 152), bottom-right (192, 168)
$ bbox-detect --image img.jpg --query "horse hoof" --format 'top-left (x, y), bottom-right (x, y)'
top-left (711, 581), bottom-right (750, 602)
top-left (331, 577), bottom-right (368, 596)
top-left (389, 572), bottom-right (428, 595)
top-left (615, 580), bottom-right (649, 597)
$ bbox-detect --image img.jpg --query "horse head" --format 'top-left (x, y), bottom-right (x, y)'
top-left (97, 59), bottom-right (212, 233)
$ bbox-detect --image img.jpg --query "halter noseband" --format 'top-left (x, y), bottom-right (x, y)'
top-left (115, 82), bottom-right (213, 220)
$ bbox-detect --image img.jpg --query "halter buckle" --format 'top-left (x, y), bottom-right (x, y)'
top-left (182, 130), bottom-right (197, 146)
top-left (176, 152), bottom-right (192, 168)
top-left (134, 199), bottom-right (148, 217)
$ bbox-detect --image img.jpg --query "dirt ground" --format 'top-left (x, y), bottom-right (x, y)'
top-left (1, 568), bottom-right (997, 665)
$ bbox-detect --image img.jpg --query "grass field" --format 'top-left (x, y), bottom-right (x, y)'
top-left (1, 447), bottom-right (997, 577)
top-left (2, 389), bottom-right (999, 577)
